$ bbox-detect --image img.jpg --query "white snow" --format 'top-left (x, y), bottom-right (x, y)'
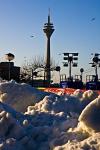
top-left (0, 80), bottom-right (100, 150)
top-left (0, 80), bottom-right (50, 112)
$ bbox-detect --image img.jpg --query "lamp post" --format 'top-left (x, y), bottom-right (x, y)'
top-left (89, 53), bottom-right (100, 82)
top-left (5, 53), bottom-right (15, 80)
top-left (80, 68), bottom-right (84, 81)
top-left (63, 52), bottom-right (78, 81)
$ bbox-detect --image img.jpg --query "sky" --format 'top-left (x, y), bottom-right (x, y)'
top-left (0, 0), bottom-right (100, 81)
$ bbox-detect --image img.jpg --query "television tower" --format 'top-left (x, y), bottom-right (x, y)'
top-left (43, 11), bottom-right (55, 86)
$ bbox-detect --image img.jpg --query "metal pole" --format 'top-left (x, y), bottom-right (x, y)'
top-left (95, 65), bottom-right (98, 82)
top-left (8, 61), bottom-right (10, 81)
top-left (69, 61), bottom-right (71, 80)
top-left (80, 73), bottom-right (82, 81)
top-left (32, 69), bottom-right (33, 87)
top-left (44, 71), bottom-right (45, 87)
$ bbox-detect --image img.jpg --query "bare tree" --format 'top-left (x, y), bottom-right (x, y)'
top-left (20, 55), bottom-right (56, 82)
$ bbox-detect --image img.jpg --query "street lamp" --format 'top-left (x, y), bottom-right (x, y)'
top-left (5, 53), bottom-right (15, 80)
top-left (63, 52), bottom-right (78, 80)
top-left (89, 53), bottom-right (100, 82)
top-left (80, 68), bottom-right (84, 81)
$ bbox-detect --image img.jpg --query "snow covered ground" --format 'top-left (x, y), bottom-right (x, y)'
top-left (0, 80), bottom-right (100, 150)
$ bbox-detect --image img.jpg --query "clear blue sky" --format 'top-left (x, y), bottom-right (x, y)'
top-left (0, 0), bottom-right (100, 79)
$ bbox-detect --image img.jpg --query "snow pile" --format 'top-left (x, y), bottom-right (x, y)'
top-left (0, 101), bottom-right (78, 150)
top-left (79, 96), bottom-right (100, 133)
top-left (0, 103), bottom-right (31, 149)
top-left (54, 133), bottom-right (100, 150)
top-left (0, 80), bottom-right (50, 112)
top-left (0, 80), bottom-right (100, 150)
top-left (72, 89), bottom-right (99, 111)
top-left (26, 94), bottom-right (80, 114)
top-left (52, 92), bottom-right (100, 149)
top-left (72, 89), bottom-right (98, 102)
top-left (25, 94), bottom-right (80, 127)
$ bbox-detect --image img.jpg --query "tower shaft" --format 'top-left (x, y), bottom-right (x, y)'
top-left (45, 37), bottom-right (51, 82)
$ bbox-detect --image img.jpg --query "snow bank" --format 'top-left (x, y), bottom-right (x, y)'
top-left (54, 132), bottom-right (100, 150)
top-left (80, 90), bottom-right (99, 110)
top-left (0, 80), bottom-right (100, 150)
top-left (72, 89), bottom-right (99, 111)
top-left (0, 102), bottom-right (52, 150)
top-left (79, 96), bottom-right (100, 133)
top-left (25, 94), bottom-right (80, 127)
top-left (52, 91), bottom-right (100, 149)
top-left (0, 80), bottom-right (50, 112)
top-left (26, 94), bottom-right (80, 114)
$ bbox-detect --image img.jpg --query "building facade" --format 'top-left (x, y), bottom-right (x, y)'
top-left (0, 62), bottom-right (20, 81)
